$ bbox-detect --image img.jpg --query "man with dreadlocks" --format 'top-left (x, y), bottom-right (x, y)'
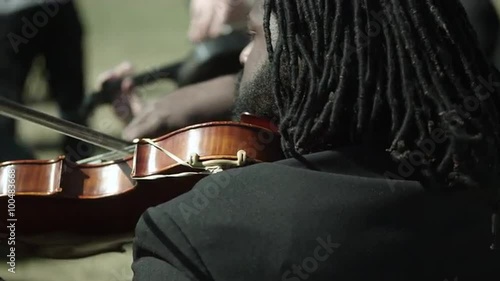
top-left (131, 0), bottom-right (500, 280)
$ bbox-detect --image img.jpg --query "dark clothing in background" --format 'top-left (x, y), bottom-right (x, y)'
top-left (0, 1), bottom-right (85, 161)
top-left (461, 0), bottom-right (500, 68)
top-left (132, 147), bottom-right (500, 281)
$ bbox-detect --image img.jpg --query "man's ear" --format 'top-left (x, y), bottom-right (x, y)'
top-left (240, 42), bottom-right (254, 64)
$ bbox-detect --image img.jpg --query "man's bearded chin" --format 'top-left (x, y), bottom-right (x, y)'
top-left (232, 63), bottom-right (278, 123)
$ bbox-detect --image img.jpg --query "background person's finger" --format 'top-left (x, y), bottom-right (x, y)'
top-left (208, 2), bottom-right (229, 38)
top-left (96, 61), bottom-right (134, 90)
top-left (121, 77), bottom-right (134, 93)
top-left (188, 0), bottom-right (217, 42)
top-left (115, 61), bottom-right (134, 77)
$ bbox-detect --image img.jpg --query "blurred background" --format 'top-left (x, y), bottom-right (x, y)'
top-left (5, 0), bottom-right (500, 160)
top-left (16, 0), bottom-right (190, 159)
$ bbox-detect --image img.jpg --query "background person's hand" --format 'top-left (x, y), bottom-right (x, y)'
top-left (188, 0), bottom-right (251, 43)
top-left (122, 74), bottom-right (237, 141)
top-left (97, 61), bottom-right (143, 123)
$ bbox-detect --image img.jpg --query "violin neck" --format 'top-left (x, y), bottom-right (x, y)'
top-left (0, 97), bottom-right (131, 154)
top-left (80, 62), bottom-right (183, 120)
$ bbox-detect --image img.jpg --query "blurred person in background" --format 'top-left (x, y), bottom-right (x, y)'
top-left (100, 0), bottom-right (254, 140)
top-left (0, 0), bottom-right (86, 162)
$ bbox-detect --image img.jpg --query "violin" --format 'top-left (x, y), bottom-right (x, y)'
top-left (0, 97), bottom-right (282, 235)
top-left (80, 30), bottom-right (249, 121)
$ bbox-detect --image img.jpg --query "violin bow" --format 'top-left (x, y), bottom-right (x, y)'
top-left (0, 96), bottom-right (132, 155)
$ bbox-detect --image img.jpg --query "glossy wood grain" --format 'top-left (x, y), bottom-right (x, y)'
top-left (59, 157), bottom-right (136, 198)
top-left (0, 118), bottom-right (283, 235)
top-left (0, 157), bottom-right (64, 196)
top-left (132, 121), bottom-right (283, 178)
top-left (0, 176), bottom-right (203, 234)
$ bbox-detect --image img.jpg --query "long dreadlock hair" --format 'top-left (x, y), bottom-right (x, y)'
top-left (263, 0), bottom-right (500, 190)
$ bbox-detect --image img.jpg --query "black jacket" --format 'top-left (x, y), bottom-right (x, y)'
top-left (132, 147), bottom-right (500, 281)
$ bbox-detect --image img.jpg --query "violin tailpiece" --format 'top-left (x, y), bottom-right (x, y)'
top-left (134, 139), bottom-right (253, 180)
top-left (188, 150), bottom-right (249, 172)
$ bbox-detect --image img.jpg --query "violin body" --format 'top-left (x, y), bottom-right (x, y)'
top-left (133, 121), bottom-right (283, 178)
top-left (0, 156), bottom-right (135, 199)
top-left (0, 118), bottom-right (283, 235)
top-left (0, 156), bottom-right (179, 234)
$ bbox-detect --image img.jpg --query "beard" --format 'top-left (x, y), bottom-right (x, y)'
top-left (232, 63), bottom-right (279, 123)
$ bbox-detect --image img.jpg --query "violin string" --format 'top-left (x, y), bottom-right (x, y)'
top-left (76, 145), bottom-right (135, 164)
